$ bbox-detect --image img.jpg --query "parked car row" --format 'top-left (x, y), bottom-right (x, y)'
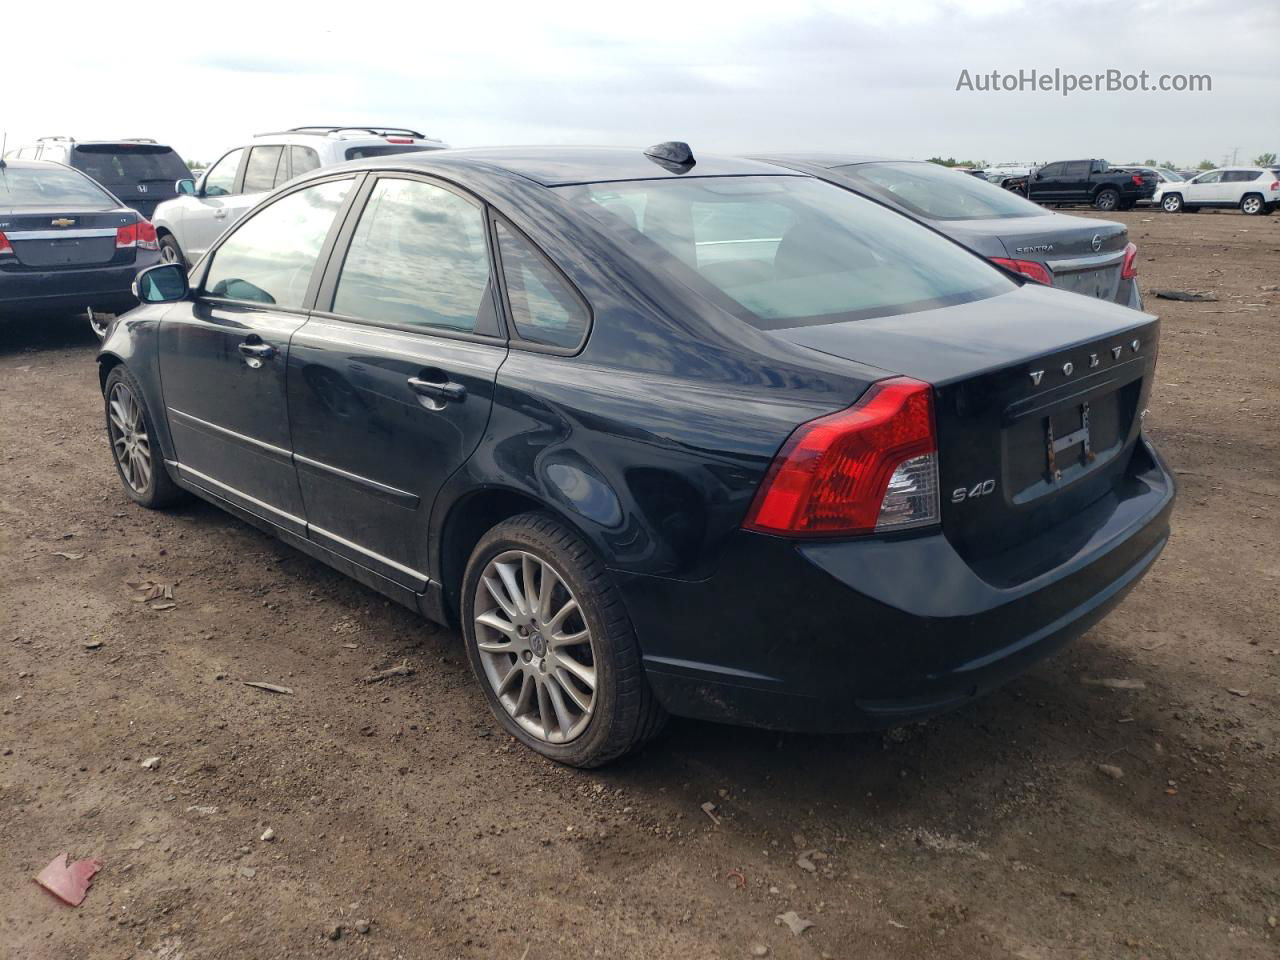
top-left (88, 139), bottom-right (1174, 765)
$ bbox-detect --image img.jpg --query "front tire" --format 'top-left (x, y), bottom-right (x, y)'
top-left (1240, 194), bottom-right (1265, 215)
top-left (1162, 193), bottom-right (1184, 213)
top-left (461, 512), bottom-right (665, 767)
top-left (104, 365), bottom-right (187, 509)
top-left (1093, 188), bottom-right (1120, 211)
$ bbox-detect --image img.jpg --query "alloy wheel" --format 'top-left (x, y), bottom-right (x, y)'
top-left (108, 381), bottom-right (152, 494)
top-left (1242, 197), bottom-right (1262, 215)
top-left (472, 549), bottom-right (597, 744)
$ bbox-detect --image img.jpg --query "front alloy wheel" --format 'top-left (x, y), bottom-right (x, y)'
top-left (1162, 194), bottom-right (1183, 213)
top-left (473, 549), bottom-right (597, 743)
top-left (108, 380), bottom-right (153, 495)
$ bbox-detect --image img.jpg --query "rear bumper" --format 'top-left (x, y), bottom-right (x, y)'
top-left (0, 252), bottom-right (157, 316)
top-left (618, 437), bottom-right (1175, 732)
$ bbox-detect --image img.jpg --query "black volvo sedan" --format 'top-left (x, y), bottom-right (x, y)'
top-left (0, 159), bottom-right (160, 321)
top-left (98, 144), bottom-right (1174, 766)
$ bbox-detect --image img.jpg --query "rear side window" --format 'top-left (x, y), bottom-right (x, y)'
top-left (204, 178), bottom-right (352, 309)
top-left (562, 176), bottom-right (1011, 329)
top-left (495, 221), bottom-right (589, 349)
top-left (70, 144), bottom-right (190, 185)
top-left (332, 177), bottom-right (492, 333)
top-left (243, 145), bottom-right (286, 193)
top-left (1063, 161), bottom-right (1090, 177)
top-left (0, 166), bottom-right (116, 207)
top-left (290, 146), bottom-right (321, 178)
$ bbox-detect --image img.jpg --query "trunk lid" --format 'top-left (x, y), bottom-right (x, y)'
top-left (0, 207), bottom-right (136, 269)
top-left (773, 284), bottom-right (1159, 567)
top-left (957, 213), bottom-right (1129, 301)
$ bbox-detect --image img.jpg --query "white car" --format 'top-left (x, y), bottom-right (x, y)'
top-left (1155, 166), bottom-right (1280, 216)
top-left (151, 126), bottom-right (448, 266)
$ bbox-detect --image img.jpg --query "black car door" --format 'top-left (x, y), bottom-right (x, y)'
top-left (157, 175), bottom-right (359, 536)
top-left (1029, 162), bottom-right (1064, 202)
top-left (285, 173), bottom-right (508, 591)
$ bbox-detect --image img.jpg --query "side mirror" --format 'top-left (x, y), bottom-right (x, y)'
top-left (176, 178), bottom-right (197, 196)
top-left (133, 263), bottom-right (189, 304)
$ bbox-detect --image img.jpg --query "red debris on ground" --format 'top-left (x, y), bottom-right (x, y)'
top-left (34, 854), bottom-right (103, 907)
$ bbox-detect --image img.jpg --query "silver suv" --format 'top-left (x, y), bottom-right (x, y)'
top-left (151, 126), bottom-right (447, 265)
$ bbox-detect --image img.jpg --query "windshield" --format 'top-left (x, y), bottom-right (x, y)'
top-left (71, 144), bottom-right (190, 184)
top-left (558, 175), bottom-right (1012, 329)
top-left (0, 165), bottom-right (117, 207)
top-left (837, 161), bottom-right (1045, 221)
top-left (1157, 168), bottom-right (1185, 181)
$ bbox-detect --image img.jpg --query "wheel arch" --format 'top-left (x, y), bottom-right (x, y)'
top-left (434, 486), bottom-right (592, 627)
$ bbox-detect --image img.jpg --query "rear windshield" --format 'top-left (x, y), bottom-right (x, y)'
top-left (71, 144), bottom-right (190, 184)
top-left (837, 161), bottom-right (1045, 221)
top-left (0, 166), bottom-right (117, 207)
top-left (559, 176), bottom-right (1012, 329)
top-left (343, 144), bottom-right (436, 161)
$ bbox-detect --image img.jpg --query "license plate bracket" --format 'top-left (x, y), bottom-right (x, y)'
top-left (1045, 401), bottom-right (1095, 482)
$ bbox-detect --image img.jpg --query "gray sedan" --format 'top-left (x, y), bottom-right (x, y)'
top-left (754, 155), bottom-right (1142, 310)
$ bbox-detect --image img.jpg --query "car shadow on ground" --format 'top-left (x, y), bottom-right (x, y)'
top-left (0, 311), bottom-right (102, 356)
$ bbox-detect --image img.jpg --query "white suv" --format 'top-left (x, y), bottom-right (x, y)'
top-left (151, 126), bottom-right (448, 265)
top-left (1155, 166), bottom-right (1280, 216)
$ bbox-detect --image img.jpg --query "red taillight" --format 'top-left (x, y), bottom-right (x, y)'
top-left (136, 219), bottom-right (159, 251)
top-left (115, 222), bottom-right (137, 248)
top-left (1270, 181), bottom-right (1279, 192)
top-left (743, 377), bottom-right (940, 537)
top-left (991, 257), bottom-right (1053, 286)
top-left (1131, 174), bottom-right (1144, 187)
top-left (0, 231), bottom-right (12, 257)
top-left (1121, 241), bottom-right (1138, 280)
top-left (385, 137), bottom-right (414, 144)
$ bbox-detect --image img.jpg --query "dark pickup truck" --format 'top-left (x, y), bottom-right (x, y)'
top-left (1027, 160), bottom-right (1157, 211)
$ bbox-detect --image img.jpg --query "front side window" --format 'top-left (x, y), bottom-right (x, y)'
top-left (495, 221), bottom-right (589, 349)
top-left (1194, 171), bottom-right (1223, 184)
top-left (0, 166), bottom-right (117, 207)
top-left (1036, 163), bottom-right (1064, 178)
top-left (837, 162), bottom-right (1044, 221)
top-left (332, 178), bottom-right (491, 332)
top-left (203, 149), bottom-right (243, 197)
top-left (203, 178), bottom-right (351, 309)
top-left (243, 145), bottom-right (285, 193)
top-left (561, 176), bottom-right (1011, 329)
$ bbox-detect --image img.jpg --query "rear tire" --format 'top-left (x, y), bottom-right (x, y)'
top-left (1240, 194), bottom-right (1265, 215)
top-left (1162, 193), bottom-right (1184, 213)
top-left (104, 365), bottom-right (187, 510)
top-left (158, 233), bottom-right (187, 268)
top-left (1093, 188), bottom-right (1120, 211)
top-left (461, 512), bottom-right (666, 767)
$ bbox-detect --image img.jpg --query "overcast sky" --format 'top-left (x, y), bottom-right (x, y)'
top-left (7, 0), bottom-right (1276, 168)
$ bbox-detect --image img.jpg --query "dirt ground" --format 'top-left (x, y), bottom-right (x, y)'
top-left (1, 207), bottom-right (1277, 960)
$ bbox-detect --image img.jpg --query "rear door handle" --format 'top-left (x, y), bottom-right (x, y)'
top-left (407, 375), bottom-right (466, 402)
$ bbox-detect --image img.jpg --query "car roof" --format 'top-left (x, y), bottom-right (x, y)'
top-left (751, 153), bottom-right (897, 169)
top-left (353, 146), bottom-right (802, 187)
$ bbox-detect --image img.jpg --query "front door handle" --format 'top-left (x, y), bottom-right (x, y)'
top-left (238, 341), bottom-right (274, 368)
top-left (407, 375), bottom-right (466, 402)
